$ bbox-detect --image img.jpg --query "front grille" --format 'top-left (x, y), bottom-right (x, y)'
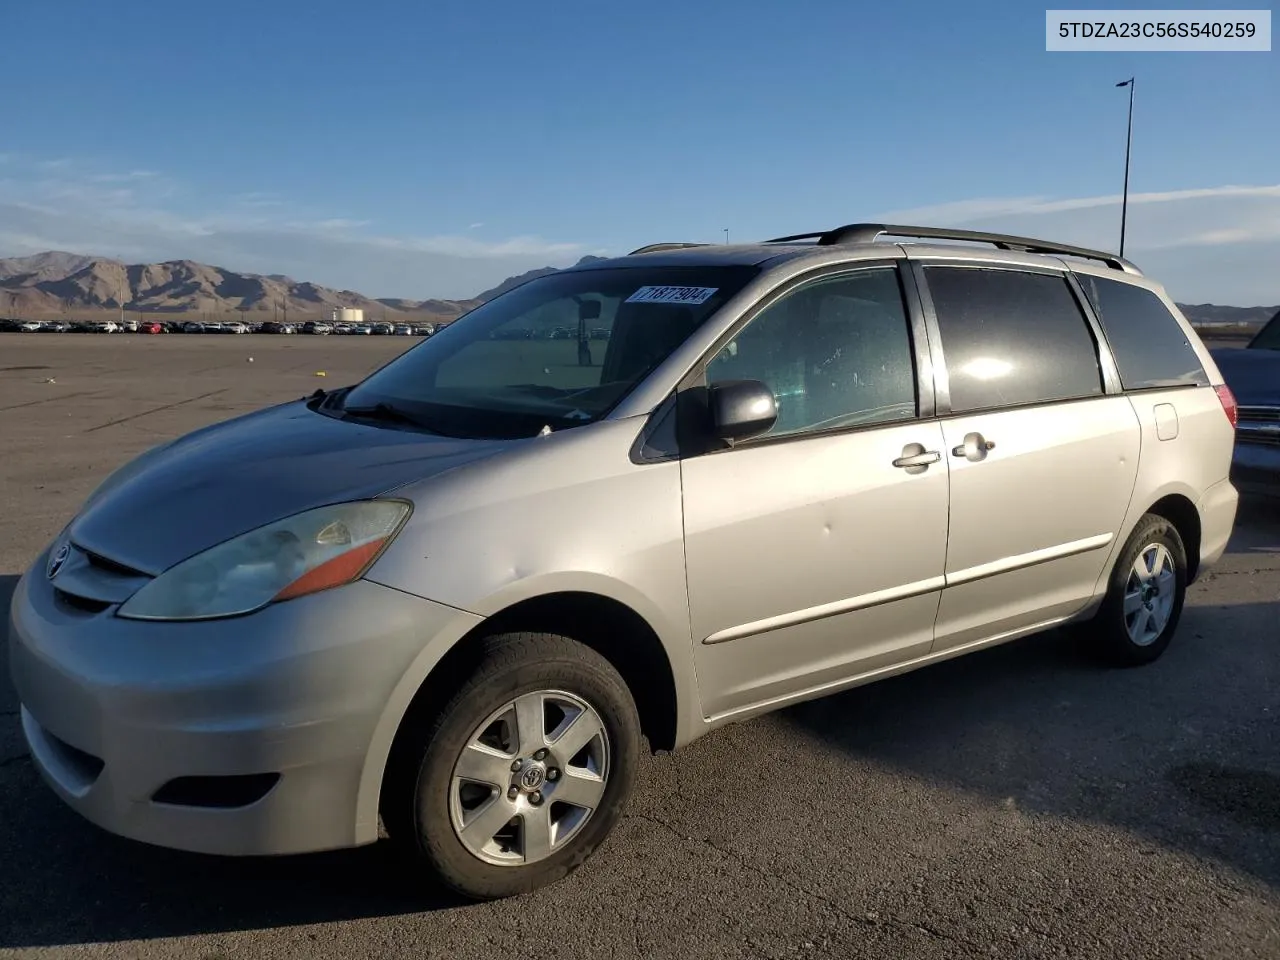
top-left (48, 542), bottom-right (153, 610)
top-left (1237, 406), bottom-right (1280, 446)
top-left (53, 589), bottom-right (112, 615)
top-left (81, 549), bottom-right (147, 578)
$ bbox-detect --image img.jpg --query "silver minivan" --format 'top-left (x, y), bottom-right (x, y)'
top-left (9, 224), bottom-right (1240, 900)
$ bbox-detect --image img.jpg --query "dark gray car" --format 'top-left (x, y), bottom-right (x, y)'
top-left (1211, 311), bottom-right (1280, 496)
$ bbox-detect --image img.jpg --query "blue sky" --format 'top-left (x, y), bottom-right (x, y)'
top-left (2, 0), bottom-right (1276, 303)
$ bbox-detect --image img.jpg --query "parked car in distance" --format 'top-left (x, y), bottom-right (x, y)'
top-left (302, 321), bottom-right (332, 335)
top-left (9, 223), bottom-right (1239, 902)
top-left (414, 324), bottom-right (435, 336)
top-left (393, 324), bottom-right (414, 335)
top-left (19, 320), bottom-right (44, 332)
top-left (91, 321), bottom-right (119, 333)
top-left (1210, 310), bottom-right (1280, 497)
top-left (140, 321), bottom-right (166, 334)
top-left (43, 321), bottom-right (70, 333)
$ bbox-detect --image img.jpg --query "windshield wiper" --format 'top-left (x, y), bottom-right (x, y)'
top-left (341, 401), bottom-right (433, 430)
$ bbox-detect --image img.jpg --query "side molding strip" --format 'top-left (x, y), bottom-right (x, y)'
top-left (703, 576), bottom-right (946, 645)
top-left (702, 533), bottom-right (1113, 645)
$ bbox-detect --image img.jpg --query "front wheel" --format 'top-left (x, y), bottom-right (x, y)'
top-left (385, 632), bottom-right (641, 900)
top-left (1089, 513), bottom-right (1189, 666)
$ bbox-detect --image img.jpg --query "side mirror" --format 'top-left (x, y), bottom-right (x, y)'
top-left (708, 379), bottom-right (777, 442)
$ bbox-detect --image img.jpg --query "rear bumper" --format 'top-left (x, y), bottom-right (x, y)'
top-left (1196, 477), bottom-right (1239, 577)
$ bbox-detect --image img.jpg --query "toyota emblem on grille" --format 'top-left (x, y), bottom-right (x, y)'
top-left (47, 541), bottom-right (70, 580)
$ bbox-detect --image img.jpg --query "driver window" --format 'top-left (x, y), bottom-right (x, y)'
top-left (706, 268), bottom-right (917, 437)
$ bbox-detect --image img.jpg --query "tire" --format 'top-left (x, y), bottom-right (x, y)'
top-left (384, 631), bottom-right (641, 900)
top-left (1089, 513), bottom-right (1189, 666)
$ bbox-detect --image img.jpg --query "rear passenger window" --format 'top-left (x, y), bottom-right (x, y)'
top-left (1075, 274), bottom-right (1210, 390)
top-left (925, 267), bottom-right (1103, 413)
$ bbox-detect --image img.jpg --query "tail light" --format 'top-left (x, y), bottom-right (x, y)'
top-left (1215, 384), bottom-right (1238, 428)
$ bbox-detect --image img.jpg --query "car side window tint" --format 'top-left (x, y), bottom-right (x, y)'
top-left (1251, 312), bottom-right (1280, 350)
top-left (706, 268), bottom-right (917, 438)
top-left (924, 266), bottom-right (1103, 413)
top-left (1075, 274), bottom-right (1211, 389)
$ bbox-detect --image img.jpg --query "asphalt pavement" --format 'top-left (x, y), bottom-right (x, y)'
top-left (1, 334), bottom-right (1278, 959)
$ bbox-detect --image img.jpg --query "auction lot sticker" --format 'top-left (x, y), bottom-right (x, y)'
top-left (626, 286), bottom-right (719, 305)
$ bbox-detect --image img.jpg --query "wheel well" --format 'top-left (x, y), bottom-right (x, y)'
top-left (1146, 494), bottom-right (1202, 579)
top-left (388, 592), bottom-right (679, 765)
top-left (484, 593), bottom-right (678, 752)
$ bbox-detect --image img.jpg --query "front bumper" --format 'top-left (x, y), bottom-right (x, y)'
top-left (9, 557), bottom-right (478, 856)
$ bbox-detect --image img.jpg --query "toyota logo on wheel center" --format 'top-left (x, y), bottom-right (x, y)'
top-left (519, 764), bottom-right (546, 791)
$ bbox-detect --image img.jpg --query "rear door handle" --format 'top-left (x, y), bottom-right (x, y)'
top-left (952, 432), bottom-right (995, 462)
top-left (893, 444), bottom-right (942, 470)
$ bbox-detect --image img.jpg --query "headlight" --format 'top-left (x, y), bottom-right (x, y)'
top-left (117, 500), bottom-right (411, 621)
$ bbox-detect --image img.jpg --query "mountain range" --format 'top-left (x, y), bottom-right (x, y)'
top-left (0, 250), bottom-right (1273, 330)
top-left (0, 252), bottom-right (607, 321)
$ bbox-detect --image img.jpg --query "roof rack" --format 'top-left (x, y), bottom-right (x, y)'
top-left (763, 223), bottom-right (1141, 275)
top-left (627, 242), bottom-right (713, 255)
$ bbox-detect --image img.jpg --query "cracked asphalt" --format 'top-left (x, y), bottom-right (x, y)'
top-left (1, 334), bottom-right (1278, 959)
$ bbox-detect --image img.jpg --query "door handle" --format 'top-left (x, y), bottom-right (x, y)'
top-left (951, 432), bottom-right (996, 462)
top-left (893, 444), bottom-right (942, 470)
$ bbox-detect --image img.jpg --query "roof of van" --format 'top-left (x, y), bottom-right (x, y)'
top-left (564, 224), bottom-right (1144, 277)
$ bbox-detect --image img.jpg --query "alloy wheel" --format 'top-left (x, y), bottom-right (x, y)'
top-left (1123, 542), bottom-right (1177, 646)
top-left (448, 689), bottom-right (610, 866)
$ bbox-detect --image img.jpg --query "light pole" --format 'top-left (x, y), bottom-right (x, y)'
top-left (723, 228), bottom-right (729, 244)
top-left (1116, 77), bottom-right (1135, 257)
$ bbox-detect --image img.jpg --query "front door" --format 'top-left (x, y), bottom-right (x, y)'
top-left (681, 264), bottom-right (951, 720)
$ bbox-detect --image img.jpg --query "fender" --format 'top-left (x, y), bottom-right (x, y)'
top-left (352, 570), bottom-right (705, 844)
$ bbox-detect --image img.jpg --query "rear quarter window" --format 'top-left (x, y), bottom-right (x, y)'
top-left (1076, 274), bottom-right (1210, 390)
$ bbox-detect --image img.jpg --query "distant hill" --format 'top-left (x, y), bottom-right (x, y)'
top-left (1176, 303), bottom-right (1277, 328)
top-left (1, 250), bottom-right (1273, 334)
top-left (0, 251), bottom-right (101, 284)
top-left (473, 255), bottom-right (609, 302)
top-left (0, 252), bottom-right (480, 321)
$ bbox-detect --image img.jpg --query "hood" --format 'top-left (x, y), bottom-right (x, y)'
top-left (1210, 347), bottom-right (1280, 407)
top-left (69, 399), bottom-right (508, 574)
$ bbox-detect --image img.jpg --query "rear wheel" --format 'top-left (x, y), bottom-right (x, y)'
top-left (385, 632), bottom-right (641, 900)
top-left (1089, 513), bottom-right (1189, 666)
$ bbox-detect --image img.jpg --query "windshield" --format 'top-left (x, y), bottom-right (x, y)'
top-left (337, 264), bottom-right (759, 438)
top-left (1249, 314), bottom-right (1280, 350)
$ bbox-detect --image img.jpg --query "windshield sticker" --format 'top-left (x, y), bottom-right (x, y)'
top-left (625, 285), bottom-right (719, 305)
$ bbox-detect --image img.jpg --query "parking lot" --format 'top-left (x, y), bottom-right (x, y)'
top-left (1, 333), bottom-right (1278, 959)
